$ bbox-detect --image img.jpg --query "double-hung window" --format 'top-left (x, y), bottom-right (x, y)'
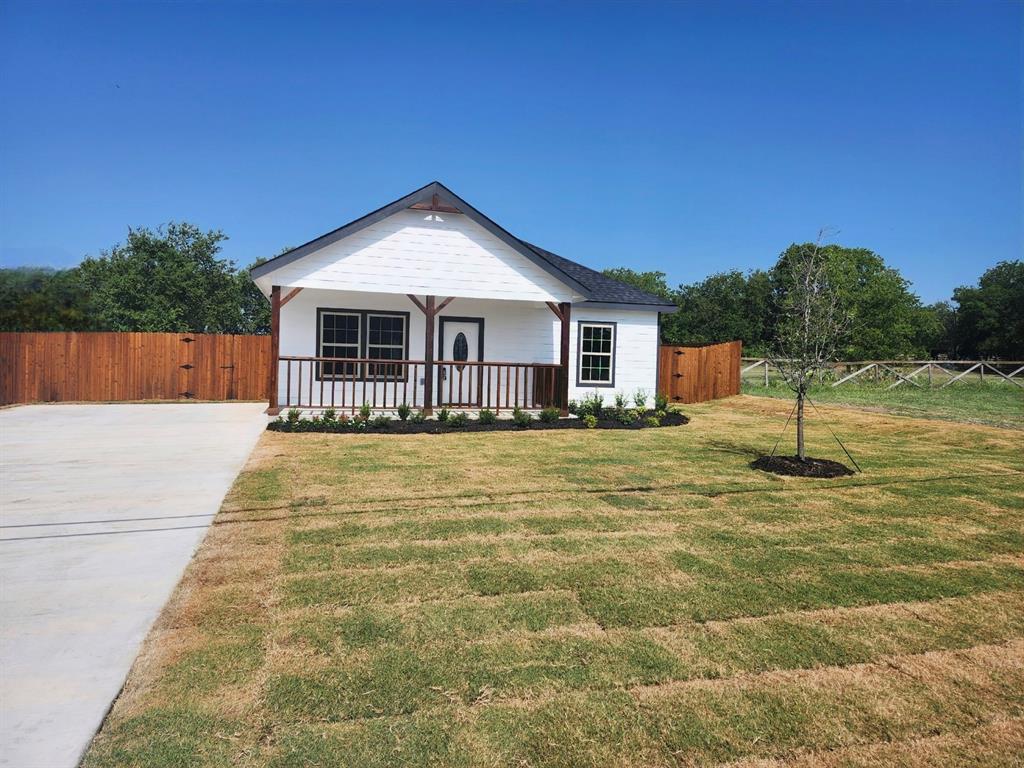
top-left (366, 313), bottom-right (406, 380)
top-left (319, 311), bottom-right (360, 378)
top-left (577, 322), bottom-right (615, 386)
top-left (317, 309), bottom-right (408, 380)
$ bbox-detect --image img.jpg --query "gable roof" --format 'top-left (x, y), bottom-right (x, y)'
top-left (251, 181), bottom-right (677, 311)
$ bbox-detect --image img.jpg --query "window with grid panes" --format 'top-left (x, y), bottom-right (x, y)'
top-left (578, 323), bottom-right (614, 384)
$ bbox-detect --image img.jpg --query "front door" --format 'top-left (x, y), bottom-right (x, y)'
top-left (438, 317), bottom-right (484, 406)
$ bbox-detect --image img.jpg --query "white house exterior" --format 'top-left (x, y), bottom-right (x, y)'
top-left (252, 182), bottom-right (675, 415)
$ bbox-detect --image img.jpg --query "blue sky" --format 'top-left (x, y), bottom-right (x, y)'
top-left (0, 1), bottom-right (1019, 303)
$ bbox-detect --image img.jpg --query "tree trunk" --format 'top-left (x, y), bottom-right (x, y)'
top-left (796, 391), bottom-right (806, 461)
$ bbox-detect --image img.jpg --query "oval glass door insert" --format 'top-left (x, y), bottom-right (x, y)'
top-left (453, 332), bottom-right (469, 371)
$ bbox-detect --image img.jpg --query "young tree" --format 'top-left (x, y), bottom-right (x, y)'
top-left (769, 235), bottom-right (852, 461)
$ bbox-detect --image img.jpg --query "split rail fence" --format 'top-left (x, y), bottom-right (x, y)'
top-left (0, 332), bottom-right (271, 405)
top-left (741, 358), bottom-right (1024, 389)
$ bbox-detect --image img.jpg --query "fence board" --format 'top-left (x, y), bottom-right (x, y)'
top-left (658, 341), bottom-right (742, 404)
top-left (0, 332), bottom-right (270, 405)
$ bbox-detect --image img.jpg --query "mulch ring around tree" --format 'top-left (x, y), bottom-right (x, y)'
top-left (267, 410), bottom-right (689, 434)
top-left (750, 455), bottom-right (855, 478)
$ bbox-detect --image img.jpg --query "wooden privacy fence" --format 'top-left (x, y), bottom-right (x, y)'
top-left (658, 341), bottom-right (742, 404)
top-left (0, 332), bottom-right (271, 405)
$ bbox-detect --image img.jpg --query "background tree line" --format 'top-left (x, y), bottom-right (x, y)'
top-left (1, 222), bottom-right (1020, 360)
top-left (606, 247), bottom-right (1023, 360)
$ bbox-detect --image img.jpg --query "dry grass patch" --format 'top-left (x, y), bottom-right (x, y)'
top-left (85, 397), bottom-right (1024, 767)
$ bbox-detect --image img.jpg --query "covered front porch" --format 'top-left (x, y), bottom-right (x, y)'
top-left (267, 286), bottom-right (572, 416)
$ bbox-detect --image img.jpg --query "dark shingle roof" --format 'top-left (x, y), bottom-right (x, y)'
top-left (520, 242), bottom-right (676, 309)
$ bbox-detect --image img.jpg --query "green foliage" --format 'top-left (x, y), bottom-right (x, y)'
top-left (950, 260), bottom-right (1023, 359)
top-left (0, 267), bottom-right (98, 331)
top-left (667, 269), bottom-right (772, 352)
top-left (538, 407), bottom-right (561, 423)
top-left (321, 408), bottom-right (337, 424)
top-left (614, 392), bottom-right (630, 410)
top-left (0, 223), bottom-right (272, 333)
top-left (409, 411), bottom-right (427, 424)
top-left (644, 415), bottom-right (661, 427)
top-left (600, 268), bottom-right (674, 302)
top-left (436, 408), bottom-right (451, 423)
top-left (633, 389), bottom-right (648, 409)
top-left (286, 408), bottom-right (302, 424)
top-left (370, 415), bottom-right (391, 428)
top-left (396, 403), bottom-right (412, 421)
top-left (477, 409), bottom-right (497, 425)
top-left (654, 392), bottom-right (669, 411)
top-left (359, 403), bottom-right (372, 420)
top-left (574, 392), bottom-right (604, 419)
top-left (447, 412), bottom-right (469, 427)
top-left (511, 407), bottom-right (532, 428)
top-left (583, 414), bottom-right (598, 429)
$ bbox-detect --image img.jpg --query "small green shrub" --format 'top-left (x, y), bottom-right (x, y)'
top-left (477, 409), bottom-right (497, 425)
top-left (409, 410), bottom-right (427, 424)
top-left (321, 408), bottom-right (337, 424)
top-left (396, 403), bottom-right (412, 421)
top-left (512, 407), bottom-right (532, 428)
top-left (644, 415), bottom-right (661, 427)
top-left (448, 412), bottom-right (469, 427)
top-left (538, 407), bottom-right (560, 423)
top-left (436, 408), bottom-right (451, 423)
top-left (286, 408), bottom-right (302, 424)
top-left (577, 392), bottom-right (604, 418)
top-left (655, 409), bottom-right (667, 420)
top-left (654, 392), bottom-right (669, 411)
top-left (370, 415), bottom-right (391, 428)
top-left (337, 413), bottom-right (350, 426)
top-left (583, 414), bottom-right (598, 429)
top-left (614, 392), bottom-right (629, 410)
top-left (613, 408), bottom-right (635, 425)
top-left (358, 403), bottom-right (372, 420)
top-left (567, 399), bottom-right (580, 416)
top-left (633, 389), bottom-right (648, 409)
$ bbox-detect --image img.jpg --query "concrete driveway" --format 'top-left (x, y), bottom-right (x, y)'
top-left (0, 403), bottom-right (267, 768)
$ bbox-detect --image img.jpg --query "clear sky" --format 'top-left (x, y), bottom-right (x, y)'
top-left (0, 0), bottom-right (1020, 303)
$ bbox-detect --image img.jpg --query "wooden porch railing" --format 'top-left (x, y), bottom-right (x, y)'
top-left (277, 356), bottom-right (564, 412)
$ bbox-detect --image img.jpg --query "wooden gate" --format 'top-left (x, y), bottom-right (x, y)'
top-left (657, 341), bottom-right (742, 404)
top-left (0, 332), bottom-right (271, 405)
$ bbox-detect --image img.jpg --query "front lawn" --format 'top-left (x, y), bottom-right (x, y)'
top-left (84, 396), bottom-right (1024, 767)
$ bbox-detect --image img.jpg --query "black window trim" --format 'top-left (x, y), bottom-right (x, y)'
top-left (576, 320), bottom-right (616, 388)
top-left (315, 307), bottom-right (411, 382)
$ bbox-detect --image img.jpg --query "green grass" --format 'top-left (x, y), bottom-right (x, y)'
top-left (743, 378), bottom-right (1024, 428)
top-left (84, 396), bottom-right (1024, 767)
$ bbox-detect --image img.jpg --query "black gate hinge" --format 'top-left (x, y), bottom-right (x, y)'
top-left (180, 364), bottom-right (194, 370)
top-left (179, 391), bottom-right (195, 399)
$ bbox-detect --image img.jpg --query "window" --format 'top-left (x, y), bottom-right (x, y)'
top-left (577, 322), bottom-right (615, 386)
top-left (366, 313), bottom-right (406, 380)
top-left (316, 309), bottom-right (409, 380)
top-left (319, 311), bottom-right (360, 378)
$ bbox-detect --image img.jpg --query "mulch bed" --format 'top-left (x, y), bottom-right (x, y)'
top-left (750, 455), bottom-right (855, 478)
top-left (267, 410), bottom-right (689, 435)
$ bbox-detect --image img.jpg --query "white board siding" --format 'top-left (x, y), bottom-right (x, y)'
top-left (277, 289), bottom-right (660, 409)
top-left (257, 210), bottom-right (579, 303)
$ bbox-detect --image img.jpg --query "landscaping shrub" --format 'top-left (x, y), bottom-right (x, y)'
top-left (286, 408), bottom-right (302, 424)
top-left (633, 389), bottom-right (648, 409)
top-left (654, 392), bottom-right (669, 411)
top-left (538, 407), bottom-right (560, 423)
top-left (576, 392), bottom-right (604, 419)
top-left (370, 415), bottom-right (391, 428)
top-left (583, 414), bottom-right (598, 429)
top-left (478, 409), bottom-right (497, 425)
top-left (396, 403), bottom-right (412, 421)
top-left (409, 410), bottom-right (427, 424)
top-left (358, 403), bottom-right (371, 420)
top-left (436, 408), bottom-right (451, 423)
top-left (512, 407), bottom-right (532, 428)
top-left (321, 408), bottom-right (337, 424)
top-left (448, 412), bottom-right (470, 427)
top-left (645, 415), bottom-right (661, 427)
top-left (614, 392), bottom-right (629, 410)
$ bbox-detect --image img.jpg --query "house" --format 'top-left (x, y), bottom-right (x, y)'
top-left (252, 182), bottom-right (676, 416)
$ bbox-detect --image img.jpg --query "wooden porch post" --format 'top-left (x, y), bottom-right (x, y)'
top-left (268, 284), bottom-right (281, 414)
top-left (558, 302), bottom-right (571, 416)
top-left (423, 295), bottom-right (436, 415)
